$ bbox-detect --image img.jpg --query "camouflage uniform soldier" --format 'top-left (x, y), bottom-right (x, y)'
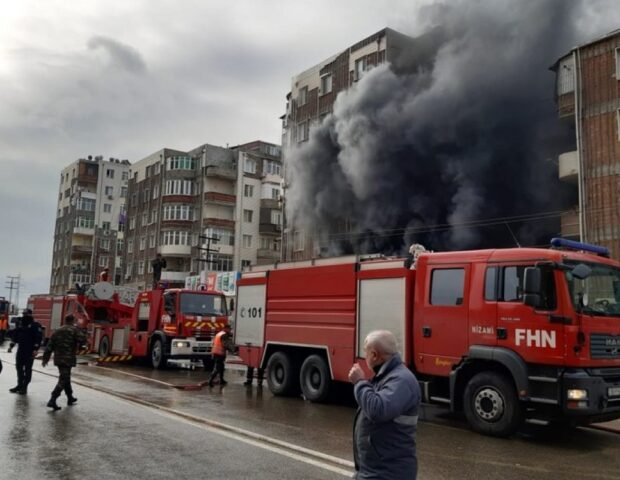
top-left (42, 314), bottom-right (87, 411)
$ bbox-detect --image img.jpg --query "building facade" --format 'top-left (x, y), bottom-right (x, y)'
top-left (50, 156), bottom-right (131, 294)
top-left (122, 141), bottom-right (282, 290)
top-left (553, 29), bottom-right (620, 258)
top-left (280, 27), bottom-right (415, 261)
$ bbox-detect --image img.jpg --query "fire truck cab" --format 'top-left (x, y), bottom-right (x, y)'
top-left (92, 287), bottom-right (229, 369)
top-left (235, 239), bottom-right (620, 436)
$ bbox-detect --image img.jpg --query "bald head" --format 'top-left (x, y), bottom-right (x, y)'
top-left (364, 330), bottom-right (398, 368)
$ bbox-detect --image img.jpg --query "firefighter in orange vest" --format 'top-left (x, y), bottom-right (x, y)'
top-left (208, 325), bottom-right (234, 387)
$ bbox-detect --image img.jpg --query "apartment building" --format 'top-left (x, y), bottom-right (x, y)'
top-left (280, 27), bottom-right (415, 261)
top-left (50, 156), bottom-right (131, 294)
top-left (122, 141), bottom-right (282, 290)
top-left (552, 29), bottom-right (620, 258)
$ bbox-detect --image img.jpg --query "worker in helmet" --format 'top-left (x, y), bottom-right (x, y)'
top-left (208, 324), bottom-right (235, 387)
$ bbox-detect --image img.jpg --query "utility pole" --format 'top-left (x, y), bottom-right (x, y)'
top-left (5, 274), bottom-right (20, 314)
top-left (196, 233), bottom-right (219, 285)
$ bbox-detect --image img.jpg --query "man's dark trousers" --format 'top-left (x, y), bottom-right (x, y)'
top-left (209, 355), bottom-right (226, 384)
top-left (16, 355), bottom-right (34, 392)
top-left (51, 366), bottom-right (74, 398)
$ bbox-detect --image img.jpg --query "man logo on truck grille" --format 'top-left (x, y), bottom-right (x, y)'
top-left (515, 329), bottom-right (556, 348)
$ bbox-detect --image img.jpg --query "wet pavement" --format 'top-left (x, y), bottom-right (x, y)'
top-left (1, 349), bottom-right (620, 479)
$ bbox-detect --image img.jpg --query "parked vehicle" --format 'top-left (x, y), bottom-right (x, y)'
top-left (235, 238), bottom-right (620, 437)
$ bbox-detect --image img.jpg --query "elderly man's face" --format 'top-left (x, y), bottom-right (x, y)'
top-left (364, 341), bottom-right (381, 370)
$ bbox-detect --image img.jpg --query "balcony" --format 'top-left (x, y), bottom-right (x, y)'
top-left (74, 227), bottom-right (95, 236)
top-left (259, 223), bottom-right (282, 235)
top-left (559, 151), bottom-right (578, 182)
top-left (557, 93), bottom-right (575, 119)
top-left (159, 245), bottom-right (192, 256)
top-left (71, 245), bottom-right (93, 256)
top-left (260, 198), bottom-right (279, 209)
top-left (203, 218), bottom-right (235, 229)
top-left (204, 192), bottom-right (236, 206)
top-left (160, 270), bottom-right (190, 282)
top-left (204, 165), bottom-right (236, 180)
top-left (561, 210), bottom-right (580, 239)
top-left (257, 248), bottom-right (280, 260)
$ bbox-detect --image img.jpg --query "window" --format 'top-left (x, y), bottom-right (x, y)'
top-left (293, 231), bottom-right (304, 251)
top-left (139, 236), bottom-right (146, 250)
top-left (153, 184), bottom-right (159, 199)
top-left (127, 239), bottom-right (134, 254)
top-left (241, 260), bottom-right (252, 269)
top-left (100, 238), bottom-right (110, 250)
top-left (105, 186), bottom-right (113, 196)
top-left (150, 208), bottom-right (158, 224)
top-left (298, 86), bottom-right (308, 105)
top-left (155, 162), bottom-right (161, 174)
top-left (263, 160), bottom-right (281, 176)
top-left (297, 121), bottom-right (308, 143)
top-left (143, 189), bottom-right (150, 203)
top-left (204, 228), bottom-right (234, 246)
top-left (502, 266), bottom-right (525, 302)
top-left (106, 169), bottom-right (114, 179)
top-left (244, 184), bottom-right (254, 197)
top-left (617, 109), bottom-right (620, 142)
top-left (77, 198), bottom-right (96, 211)
top-left (243, 209), bottom-right (253, 222)
top-left (430, 269), bottom-right (465, 306)
top-left (103, 203), bottom-right (112, 213)
top-left (120, 186), bottom-right (128, 198)
top-left (244, 157), bottom-right (257, 174)
top-left (117, 239), bottom-right (124, 252)
top-left (102, 221), bottom-right (111, 231)
top-left (271, 211), bottom-right (282, 225)
top-left (149, 233), bottom-right (156, 248)
top-left (64, 188), bottom-right (70, 198)
top-left (162, 205), bottom-right (193, 221)
top-left (242, 234), bottom-right (252, 248)
top-left (122, 171), bottom-right (129, 181)
top-left (129, 217), bottom-right (136, 230)
top-left (616, 48), bottom-right (620, 80)
top-left (142, 213), bottom-right (148, 226)
top-left (98, 256), bottom-right (109, 268)
top-left (138, 260), bottom-right (145, 275)
top-left (164, 180), bottom-right (194, 196)
top-left (260, 237), bottom-right (271, 250)
top-left (212, 255), bottom-right (234, 272)
top-left (271, 188), bottom-right (279, 200)
top-left (166, 156), bottom-right (195, 171)
top-left (321, 74), bottom-right (333, 94)
top-left (484, 267), bottom-right (498, 301)
top-left (161, 230), bottom-right (191, 246)
top-left (126, 262), bottom-right (133, 278)
top-left (355, 57), bottom-right (368, 80)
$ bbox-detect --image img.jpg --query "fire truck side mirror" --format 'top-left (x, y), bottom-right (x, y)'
top-left (523, 267), bottom-right (542, 308)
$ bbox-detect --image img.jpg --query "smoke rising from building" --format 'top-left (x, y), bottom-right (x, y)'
top-left (285, 0), bottom-right (591, 256)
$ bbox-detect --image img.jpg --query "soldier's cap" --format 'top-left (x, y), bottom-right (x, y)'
top-left (23, 308), bottom-right (33, 315)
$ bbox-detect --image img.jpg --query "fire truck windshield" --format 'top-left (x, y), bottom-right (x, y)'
top-left (565, 261), bottom-right (620, 317)
top-left (179, 293), bottom-right (227, 317)
top-left (0, 301), bottom-right (8, 314)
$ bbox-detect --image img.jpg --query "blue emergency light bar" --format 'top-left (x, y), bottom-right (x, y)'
top-left (550, 237), bottom-right (610, 257)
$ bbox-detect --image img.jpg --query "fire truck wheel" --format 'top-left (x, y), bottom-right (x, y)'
top-left (463, 371), bottom-right (523, 437)
top-left (99, 336), bottom-right (110, 358)
top-left (266, 351), bottom-right (299, 396)
top-left (300, 355), bottom-right (331, 402)
top-left (150, 338), bottom-right (168, 370)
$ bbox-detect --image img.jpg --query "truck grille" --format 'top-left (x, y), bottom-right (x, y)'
top-left (590, 334), bottom-right (620, 360)
top-left (191, 330), bottom-right (213, 341)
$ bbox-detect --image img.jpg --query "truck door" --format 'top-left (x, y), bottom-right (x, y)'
top-left (468, 264), bottom-right (500, 348)
top-left (415, 263), bottom-right (471, 376)
top-left (235, 275), bottom-right (267, 368)
top-left (496, 264), bottom-right (565, 365)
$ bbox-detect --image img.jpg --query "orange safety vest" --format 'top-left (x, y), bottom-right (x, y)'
top-left (212, 330), bottom-right (227, 356)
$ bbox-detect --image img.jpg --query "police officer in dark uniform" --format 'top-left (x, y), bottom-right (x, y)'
top-left (7, 309), bottom-right (43, 395)
top-left (42, 314), bottom-right (87, 411)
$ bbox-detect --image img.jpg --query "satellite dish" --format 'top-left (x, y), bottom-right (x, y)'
top-left (92, 282), bottom-right (114, 300)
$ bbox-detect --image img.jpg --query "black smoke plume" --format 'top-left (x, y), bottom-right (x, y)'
top-left (285, 0), bottom-right (593, 256)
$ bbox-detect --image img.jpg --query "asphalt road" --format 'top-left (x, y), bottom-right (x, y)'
top-left (1, 350), bottom-right (619, 480)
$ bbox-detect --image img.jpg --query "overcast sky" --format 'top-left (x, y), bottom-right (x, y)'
top-left (0, 0), bottom-right (618, 308)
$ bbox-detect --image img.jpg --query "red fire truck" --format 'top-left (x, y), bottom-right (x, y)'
top-left (235, 238), bottom-right (620, 436)
top-left (0, 297), bottom-right (10, 342)
top-left (90, 286), bottom-right (229, 369)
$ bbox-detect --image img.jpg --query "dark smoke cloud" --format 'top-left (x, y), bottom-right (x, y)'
top-left (286, 0), bottom-right (588, 255)
top-left (87, 35), bottom-right (147, 73)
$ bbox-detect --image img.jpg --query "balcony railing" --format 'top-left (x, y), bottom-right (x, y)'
top-left (204, 192), bottom-right (236, 205)
top-left (257, 248), bottom-right (280, 259)
top-left (160, 271), bottom-right (190, 282)
top-left (71, 245), bottom-right (93, 255)
top-left (560, 210), bottom-right (580, 239)
top-left (259, 223), bottom-right (282, 235)
top-left (204, 166), bottom-right (236, 180)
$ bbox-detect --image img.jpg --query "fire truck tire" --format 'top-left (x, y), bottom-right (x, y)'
top-left (266, 351), bottom-right (299, 396)
top-left (463, 371), bottom-right (523, 437)
top-left (99, 336), bottom-right (110, 358)
top-left (150, 338), bottom-right (168, 370)
top-left (300, 355), bottom-right (331, 402)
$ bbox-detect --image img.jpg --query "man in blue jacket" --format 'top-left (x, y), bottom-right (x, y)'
top-left (349, 330), bottom-right (421, 479)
